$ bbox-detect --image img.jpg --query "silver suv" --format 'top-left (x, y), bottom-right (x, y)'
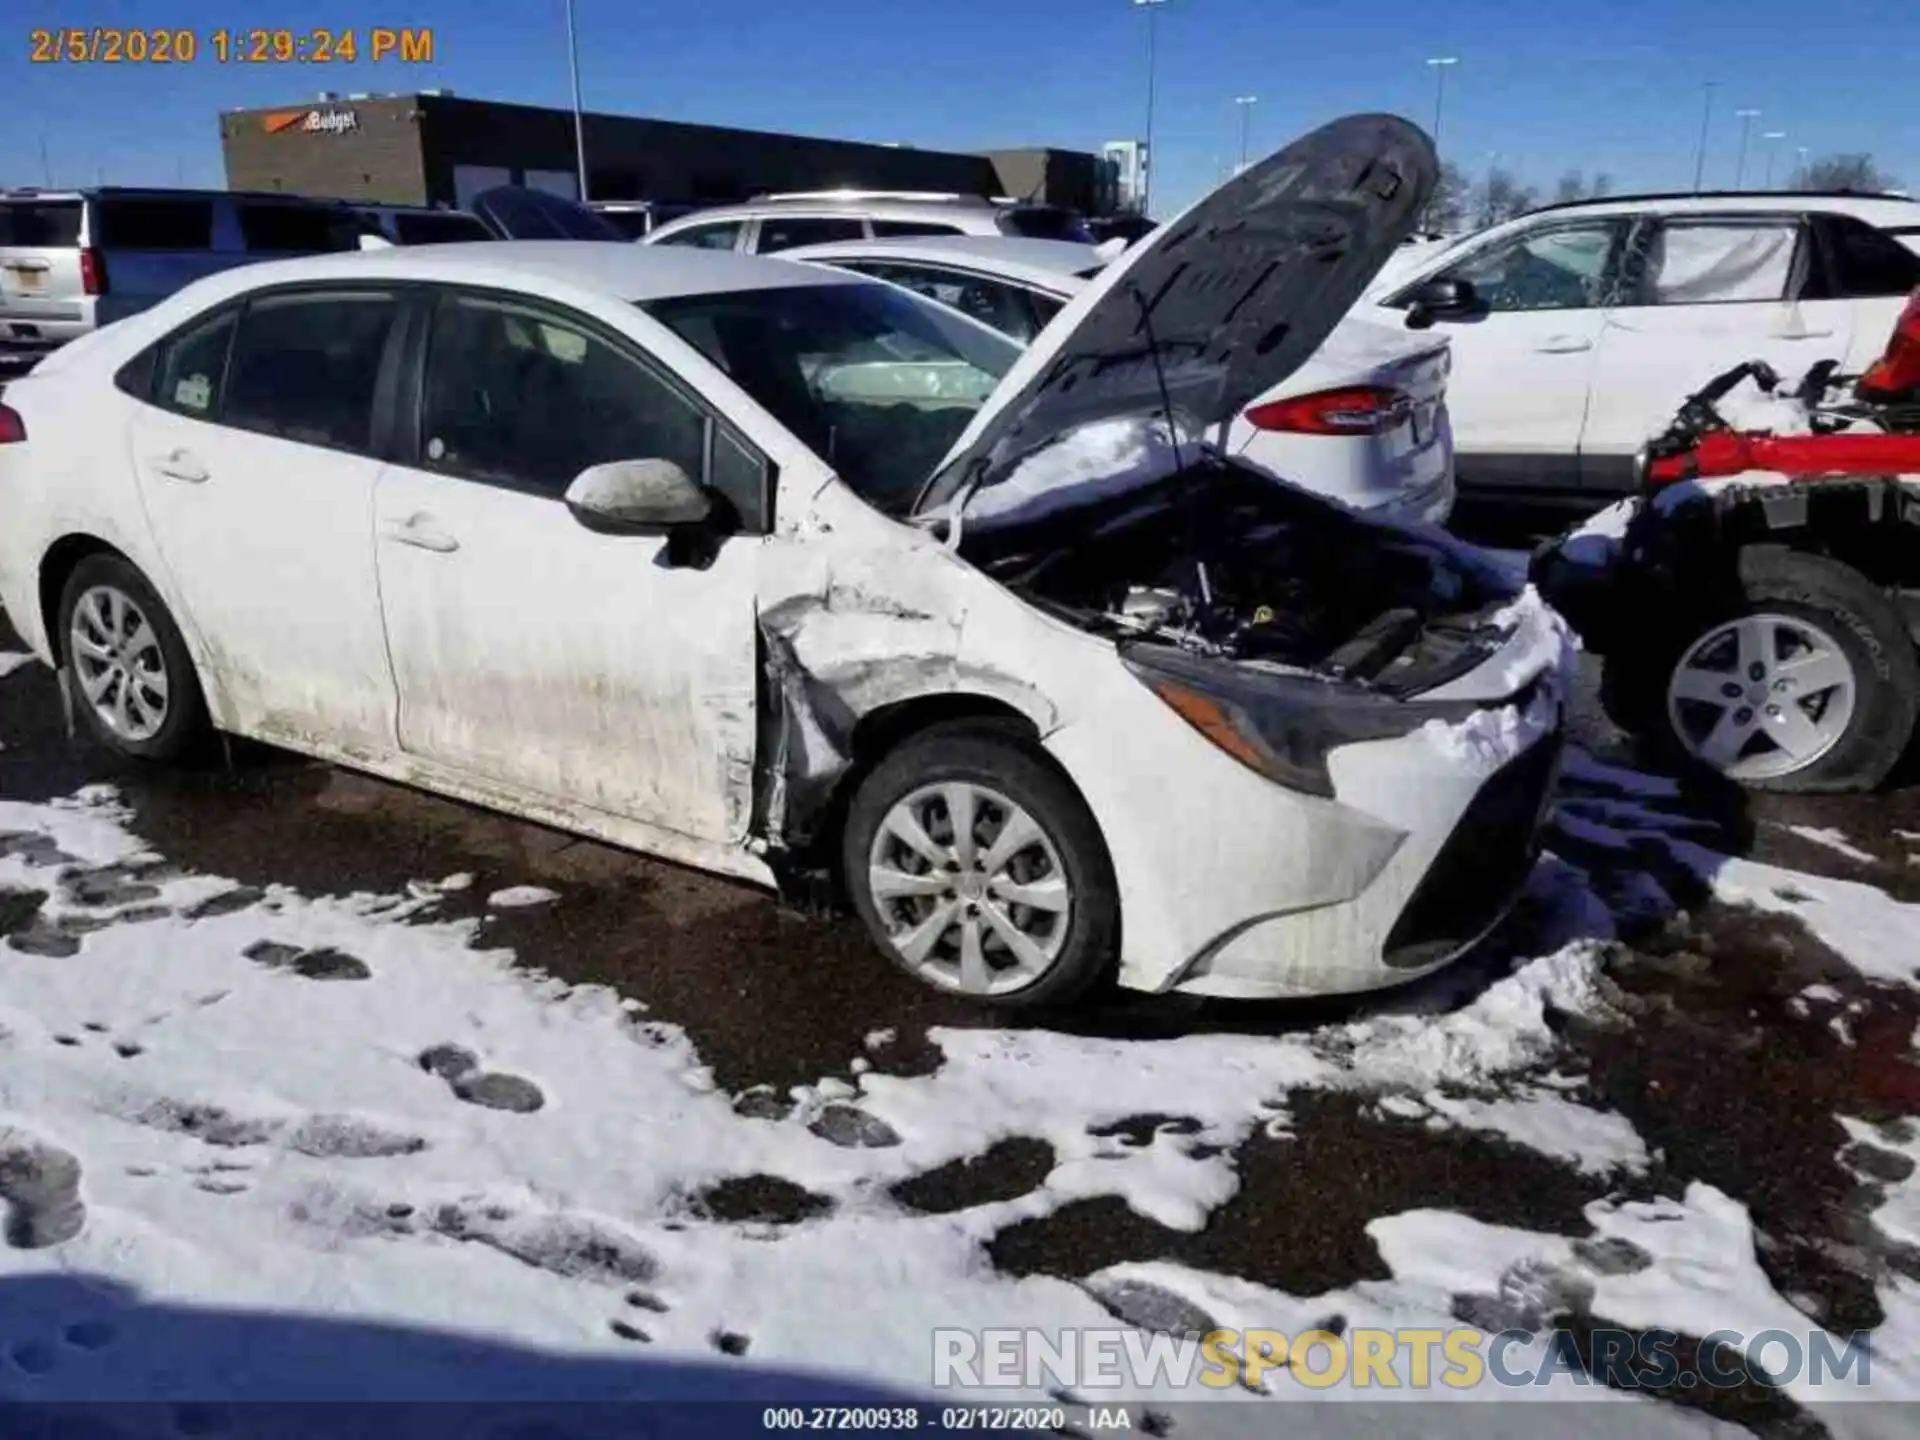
top-left (644, 191), bottom-right (1094, 255)
top-left (0, 187), bottom-right (359, 374)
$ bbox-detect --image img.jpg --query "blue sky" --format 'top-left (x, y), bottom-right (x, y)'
top-left (8, 0), bottom-right (1917, 214)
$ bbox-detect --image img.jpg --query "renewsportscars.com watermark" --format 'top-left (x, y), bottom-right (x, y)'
top-left (933, 1326), bottom-right (1876, 1393)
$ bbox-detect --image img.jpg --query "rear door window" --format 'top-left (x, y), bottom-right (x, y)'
top-left (1627, 219), bottom-right (1801, 305)
top-left (870, 220), bottom-right (967, 238)
top-left (94, 197), bottom-right (215, 250)
top-left (151, 308), bottom-right (239, 418)
top-left (221, 291), bottom-right (400, 454)
top-left (392, 211), bottom-right (493, 244)
top-left (755, 216), bottom-right (868, 253)
top-left (237, 202), bottom-right (353, 253)
top-left (0, 202), bottom-right (82, 248)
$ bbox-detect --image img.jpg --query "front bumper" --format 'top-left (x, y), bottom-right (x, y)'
top-left (1168, 695), bottom-right (1565, 999)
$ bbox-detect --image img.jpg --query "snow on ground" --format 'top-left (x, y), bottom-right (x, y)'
top-left (486, 884), bottom-right (560, 909)
top-left (1, 754), bottom-right (1919, 1424)
top-left (1782, 824), bottom-right (1881, 866)
top-left (0, 653), bottom-right (36, 681)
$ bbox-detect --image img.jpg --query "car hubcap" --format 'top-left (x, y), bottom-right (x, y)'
top-left (1666, 613), bottom-right (1856, 781)
top-left (69, 585), bottom-right (170, 743)
top-left (867, 782), bottom-right (1072, 996)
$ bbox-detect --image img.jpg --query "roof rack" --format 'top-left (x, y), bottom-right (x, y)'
top-left (1526, 187), bottom-right (1919, 216)
top-left (751, 189), bottom-right (997, 205)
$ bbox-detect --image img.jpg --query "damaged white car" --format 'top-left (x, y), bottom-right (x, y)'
top-left (0, 114), bottom-right (1571, 1008)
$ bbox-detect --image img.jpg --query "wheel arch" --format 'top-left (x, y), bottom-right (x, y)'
top-left (38, 534), bottom-right (135, 664)
top-left (1647, 482), bottom-right (1920, 648)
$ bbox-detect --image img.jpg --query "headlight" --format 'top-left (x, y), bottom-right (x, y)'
top-left (1121, 642), bottom-right (1486, 797)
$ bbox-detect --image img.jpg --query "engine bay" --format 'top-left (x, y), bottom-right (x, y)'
top-left (957, 456), bottom-right (1519, 695)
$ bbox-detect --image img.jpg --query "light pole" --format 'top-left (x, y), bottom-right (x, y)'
top-left (1692, 81), bottom-right (1718, 191)
top-left (1133, 0), bottom-right (1169, 217)
top-left (1732, 108), bottom-right (1761, 188)
top-left (1761, 131), bottom-right (1786, 188)
top-left (1795, 145), bottom-right (1810, 187)
top-left (1233, 95), bottom-right (1258, 172)
top-left (1426, 56), bottom-right (1459, 154)
top-left (563, 0), bottom-right (590, 202)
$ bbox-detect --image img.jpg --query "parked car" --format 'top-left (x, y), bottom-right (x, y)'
top-left (591, 200), bottom-right (702, 239)
top-left (1362, 190), bottom-right (1920, 518)
top-left (645, 191), bottom-right (1094, 255)
top-left (345, 203), bottom-right (494, 247)
top-left (0, 187), bottom-right (361, 375)
top-left (0, 114), bottom-right (1567, 1010)
top-left (782, 234), bottom-right (1457, 524)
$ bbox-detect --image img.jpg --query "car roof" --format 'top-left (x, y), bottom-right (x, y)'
top-left (648, 197), bottom-right (1010, 238)
top-left (163, 240), bottom-right (860, 305)
top-left (1514, 190), bottom-right (1920, 226)
top-left (775, 235), bottom-right (1103, 289)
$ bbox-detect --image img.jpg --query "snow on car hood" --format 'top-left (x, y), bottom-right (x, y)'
top-left (915, 113), bottom-right (1438, 519)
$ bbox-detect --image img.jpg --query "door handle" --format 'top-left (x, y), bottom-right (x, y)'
top-left (381, 513), bottom-right (460, 554)
top-left (1535, 336), bottom-right (1594, 354)
top-left (150, 449), bottom-right (208, 483)
top-left (1772, 327), bottom-right (1835, 341)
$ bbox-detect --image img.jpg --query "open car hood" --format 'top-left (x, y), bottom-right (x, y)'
top-left (915, 113), bottom-right (1437, 518)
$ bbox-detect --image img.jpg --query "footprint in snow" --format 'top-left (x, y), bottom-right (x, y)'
top-left (133, 1099), bottom-right (427, 1159)
top-left (60, 863), bottom-right (166, 909)
top-left (242, 939), bottom-right (371, 981)
top-left (0, 832), bottom-right (80, 869)
top-left (182, 885), bottom-right (265, 921)
top-left (418, 1043), bottom-right (545, 1113)
top-left (0, 1128), bottom-right (87, 1249)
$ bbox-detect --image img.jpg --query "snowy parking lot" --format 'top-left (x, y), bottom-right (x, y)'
top-left (3, 610), bottom-right (1920, 1438)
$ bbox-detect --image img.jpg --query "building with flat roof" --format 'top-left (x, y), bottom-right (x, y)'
top-left (220, 92), bottom-right (1114, 216)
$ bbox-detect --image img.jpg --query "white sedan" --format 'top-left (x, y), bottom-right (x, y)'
top-left (0, 114), bottom-right (1569, 1008)
top-left (779, 233), bottom-right (1458, 525)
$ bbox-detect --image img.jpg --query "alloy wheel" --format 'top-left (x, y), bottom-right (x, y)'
top-left (1665, 612), bottom-right (1857, 782)
top-left (866, 782), bottom-right (1073, 997)
top-left (68, 584), bottom-right (171, 743)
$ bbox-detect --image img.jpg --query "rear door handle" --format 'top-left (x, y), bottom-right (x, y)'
top-left (381, 513), bottom-right (460, 554)
top-left (150, 449), bottom-right (208, 483)
top-left (1535, 336), bottom-right (1594, 354)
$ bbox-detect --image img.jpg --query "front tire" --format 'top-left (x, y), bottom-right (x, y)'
top-left (57, 555), bottom-right (208, 764)
top-left (1610, 547), bottom-right (1916, 793)
top-left (841, 724), bottom-right (1118, 1008)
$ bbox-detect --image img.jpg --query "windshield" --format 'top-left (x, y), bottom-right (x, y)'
top-left (643, 282), bottom-right (1019, 516)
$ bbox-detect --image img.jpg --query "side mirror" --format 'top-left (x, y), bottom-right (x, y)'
top-left (563, 459), bottom-right (713, 535)
top-left (1404, 277), bottom-right (1482, 330)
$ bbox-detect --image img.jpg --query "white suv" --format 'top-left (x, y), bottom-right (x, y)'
top-left (1363, 191), bottom-right (1920, 517)
top-left (644, 192), bottom-right (1094, 255)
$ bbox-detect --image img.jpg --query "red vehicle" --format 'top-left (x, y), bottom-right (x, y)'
top-left (1535, 289), bottom-right (1920, 793)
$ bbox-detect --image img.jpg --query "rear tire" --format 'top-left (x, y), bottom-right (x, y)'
top-left (57, 555), bottom-right (208, 764)
top-left (841, 724), bottom-right (1118, 1009)
top-left (1608, 547), bottom-right (1916, 793)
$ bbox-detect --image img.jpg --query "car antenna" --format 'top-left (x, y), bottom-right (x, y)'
top-left (1129, 284), bottom-right (1215, 616)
